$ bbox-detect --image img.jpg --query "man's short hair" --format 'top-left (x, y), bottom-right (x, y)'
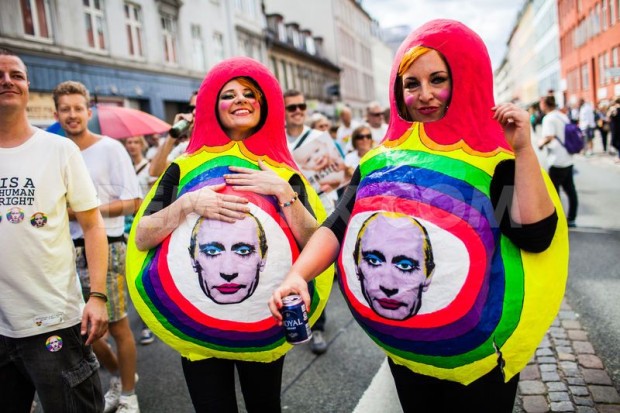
top-left (283, 89), bottom-right (303, 99)
top-left (52, 81), bottom-right (90, 109)
top-left (542, 95), bottom-right (556, 109)
top-left (0, 47), bottom-right (27, 77)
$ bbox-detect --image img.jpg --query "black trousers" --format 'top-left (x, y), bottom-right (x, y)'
top-left (548, 165), bottom-right (578, 221)
top-left (181, 356), bottom-right (284, 413)
top-left (388, 358), bottom-right (519, 413)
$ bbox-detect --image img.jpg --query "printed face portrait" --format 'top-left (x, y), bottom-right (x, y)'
top-left (7, 207), bottom-right (24, 223)
top-left (294, 138), bottom-right (331, 172)
top-left (30, 212), bottom-right (47, 228)
top-left (401, 49), bottom-right (451, 123)
top-left (190, 214), bottom-right (267, 304)
top-left (46, 335), bottom-right (63, 352)
top-left (354, 213), bottom-right (435, 320)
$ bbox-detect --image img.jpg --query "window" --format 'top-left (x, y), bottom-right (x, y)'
top-left (84, 0), bottom-right (107, 50)
top-left (124, 3), bottom-right (143, 57)
top-left (599, 52), bottom-right (607, 85)
top-left (212, 32), bottom-right (224, 64)
top-left (20, 0), bottom-right (51, 39)
top-left (581, 63), bottom-right (589, 91)
top-left (191, 24), bottom-right (206, 72)
top-left (161, 14), bottom-right (178, 64)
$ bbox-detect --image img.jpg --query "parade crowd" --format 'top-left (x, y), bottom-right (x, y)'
top-left (2, 17), bottom-right (616, 413)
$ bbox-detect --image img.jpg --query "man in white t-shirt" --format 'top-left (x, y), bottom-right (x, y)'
top-left (283, 89), bottom-right (334, 356)
top-left (53, 81), bottom-right (142, 412)
top-left (336, 106), bottom-right (360, 153)
top-left (0, 48), bottom-right (108, 412)
top-left (366, 102), bottom-right (388, 145)
top-left (538, 95), bottom-right (578, 227)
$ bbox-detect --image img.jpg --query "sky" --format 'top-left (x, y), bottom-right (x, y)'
top-left (361, 0), bottom-right (525, 70)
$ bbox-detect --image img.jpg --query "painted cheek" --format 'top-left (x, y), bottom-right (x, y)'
top-left (405, 96), bottom-right (416, 107)
top-left (437, 89), bottom-right (451, 102)
top-left (219, 101), bottom-right (232, 111)
top-left (251, 100), bottom-right (260, 110)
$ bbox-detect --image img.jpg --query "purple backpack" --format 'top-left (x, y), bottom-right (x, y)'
top-left (556, 123), bottom-right (585, 154)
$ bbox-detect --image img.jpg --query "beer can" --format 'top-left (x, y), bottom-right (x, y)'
top-left (281, 295), bottom-right (312, 344)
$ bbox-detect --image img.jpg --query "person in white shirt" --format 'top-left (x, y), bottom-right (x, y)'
top-left (53, 81), bottom-right (142, 413)
top-left (283, 89), bottom-right (333, 355)
top-left (366, 102), bottom-right (388, 145)
top-left (538, 95), bottom-right (578, 227)
top-left (336, 106), bottom-right (359, 153)
top-left (0, 47), bottom-right (108, 413)
top-left (578, 98), bottom-right (596, 156)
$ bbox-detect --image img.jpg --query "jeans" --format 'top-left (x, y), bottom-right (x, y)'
top-left (388, 358), bottom-right (519, 413)
top-left (548, 165), bottom-right (578, 222)
top-left (0, 324), bottom-right (103, 413)
top-left (181, 356), bottom-right (285, 413)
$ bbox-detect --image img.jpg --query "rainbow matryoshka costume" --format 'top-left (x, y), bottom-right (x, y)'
top-left (337, 20), bottom-right (568, 384)
top-left (126, 57), bottom-right (333, 362)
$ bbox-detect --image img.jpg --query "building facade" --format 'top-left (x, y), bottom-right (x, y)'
top-left (264, 0), bottom-right (377, 117)
top-left (558, 0), bottom-right (620, 106)
top-left (264, 13), bottom-right (341, 117)
top-left (495, 0), bottom-right (563, 107)
top-left (1, 0), bottom-right (264, 126)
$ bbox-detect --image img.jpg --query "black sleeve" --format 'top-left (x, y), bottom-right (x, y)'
top-left (143, 163), bottom-right (181, 216)
top-left (322, 168), bottom-right (360, 243)
top-left (288, 174), bottom-right (316, 219)
top-left (490, 160), bottom-right (558, 252)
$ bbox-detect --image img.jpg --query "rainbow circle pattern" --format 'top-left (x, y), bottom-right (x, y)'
top-left (126, 144), bottom-right (333, 362)
top-left (338, 124), bottom-right (568, 384)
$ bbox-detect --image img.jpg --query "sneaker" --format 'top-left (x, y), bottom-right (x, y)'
top-left (116, 394), bottom-right (140, 413)
top-left (567, 220), bottom-right (577, 228)
top-left (139, 328), bottom-right (154, 345)
top-left (103, 376), bottom-right (122, 413)
top-left (310, 331), bottom-right (328, 355)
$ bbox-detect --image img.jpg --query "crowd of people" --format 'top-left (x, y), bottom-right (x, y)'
top-left (4, 15), bottom-right (606, 412)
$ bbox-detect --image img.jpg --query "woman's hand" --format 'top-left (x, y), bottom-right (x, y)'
top-left (225, 159), bottom-right (293, 203)
top-left (268, 272), bottom-right (312, 325)
top-left (492, 103), bottom-right (531, 154)
top-left (186, 183), bottom-right (250, 223)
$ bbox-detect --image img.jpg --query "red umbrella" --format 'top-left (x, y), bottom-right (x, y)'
top-left (47, 104), bottom-right (171, 139)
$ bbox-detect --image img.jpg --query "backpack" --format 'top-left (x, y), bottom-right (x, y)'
top-left (556, 123), bottom-right (585, 154)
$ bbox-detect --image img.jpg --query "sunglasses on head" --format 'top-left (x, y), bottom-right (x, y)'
top-left (354, 133), bottom-right (372, 140)
top-left (285, 103), bottom-right (307, 112)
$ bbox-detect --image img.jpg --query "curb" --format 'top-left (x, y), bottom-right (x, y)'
top-left (516, 300), bottom-right (620, 413)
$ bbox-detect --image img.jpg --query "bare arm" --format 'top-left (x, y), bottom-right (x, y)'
top-left (225, 160), bottom-right (318, 247)
top-left (135, 183), bottom-right (250, 251)
top-left (148, 136), bottom-right (176, 178)
top-left (98, 198), bottom-right (140, 218)
top-left (268, 227), bottom-right (339, 323)
top-left (75, 208), bottom-right (109, 345)
top-left (493, 103), bottom-right (555, 224)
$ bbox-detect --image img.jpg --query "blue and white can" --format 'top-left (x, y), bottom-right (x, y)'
top-left (281, 294), bottom-right (312, 344)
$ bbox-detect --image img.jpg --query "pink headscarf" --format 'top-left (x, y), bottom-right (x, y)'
top-left (384, 19), bottom-right (511, 153)
top-left (186, 56), bottom-right (299, 170)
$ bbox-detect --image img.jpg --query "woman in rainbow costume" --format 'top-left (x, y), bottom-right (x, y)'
top-left (269, 19), bottom-right (568, 412)
top-left (127, 57), bottom-right (332, 412)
